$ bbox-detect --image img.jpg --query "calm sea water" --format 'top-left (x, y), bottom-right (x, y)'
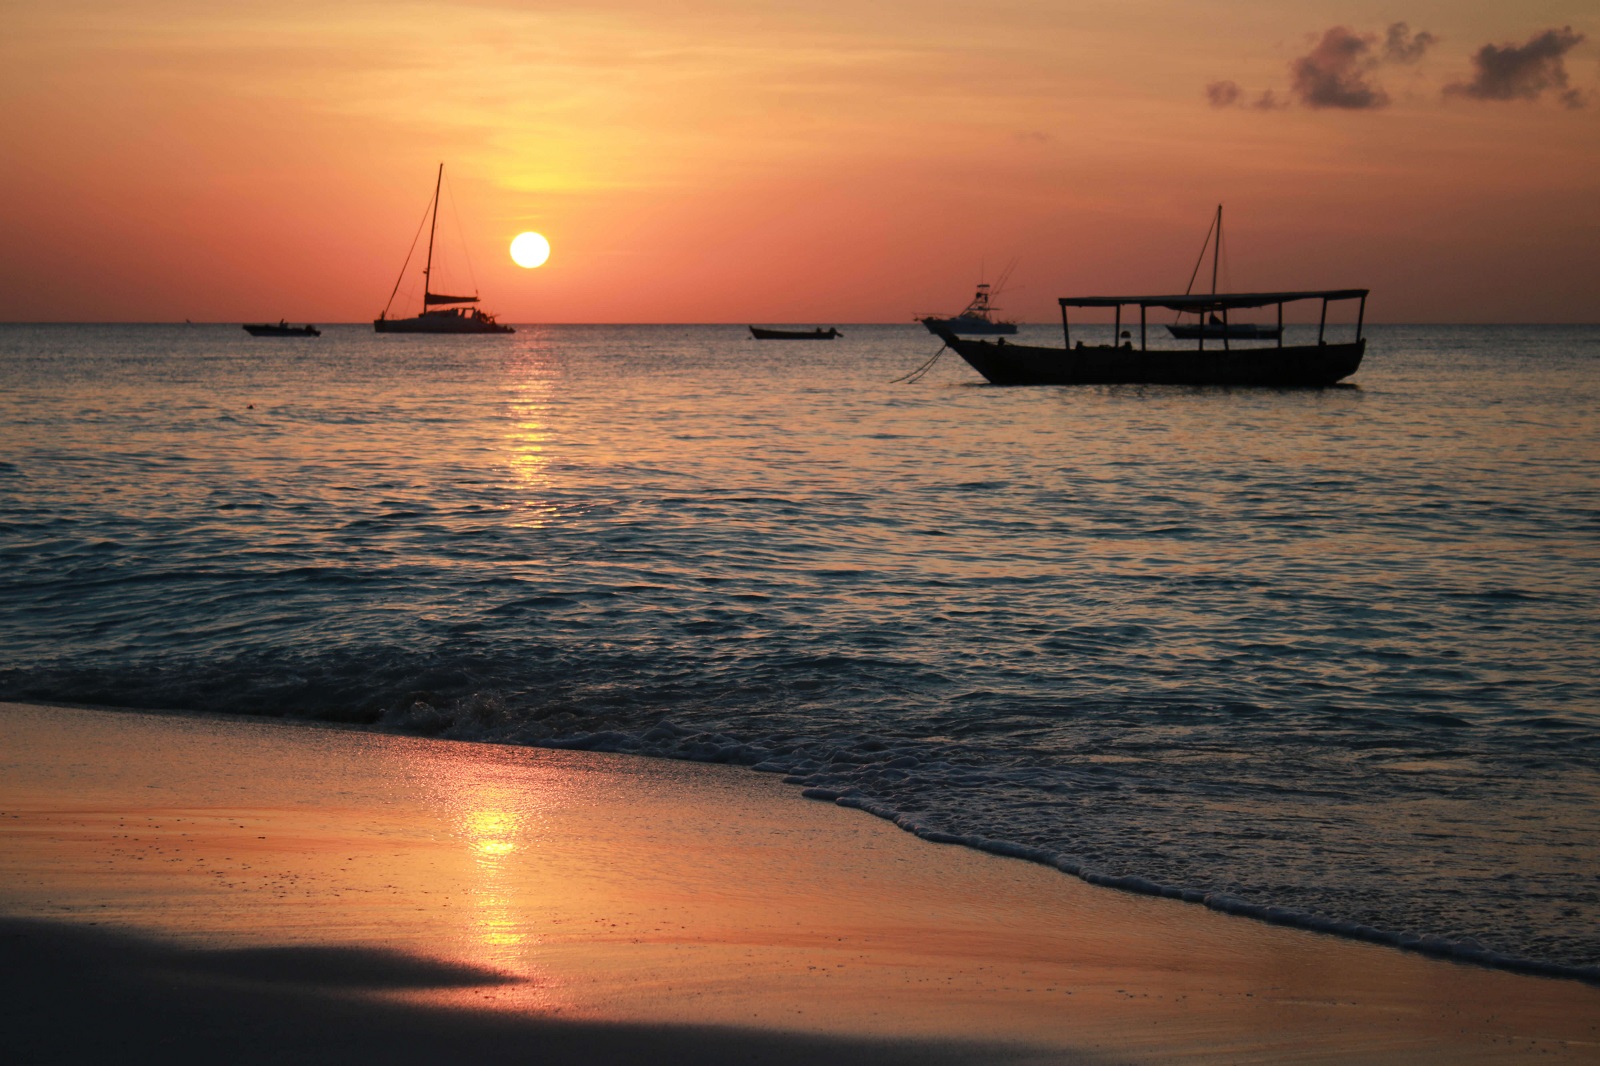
top-left (2, 322), bottom-right (1597, 972)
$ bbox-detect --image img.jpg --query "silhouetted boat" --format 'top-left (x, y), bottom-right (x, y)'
top-left (374, 164), bottom-right (513, 335)
top-left (929, 288), bottom-right (1368, 386)
top-left (749, 326), bottom-right (840, 339)
top-left (244, 320), bottom-right (320, 337)
top-left (919, 281), bottom-right (1017, 335)
top-left (1165, 205), bottom-right (1282, 341)
top-left (1169, 317), bottom-right (1282, 341)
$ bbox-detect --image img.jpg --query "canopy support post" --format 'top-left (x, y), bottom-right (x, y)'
top-left (1356, 294), bottom-right (1366, 341)
top-left (1140, 304), bottom-right (1147, 351)
top-left (1318, 298), bottom-right (1328, 345)
top-left (1277, 302), bottom-right (1283, 348)
top-left (1114, 306), bottom-right (1121, 348)
top-left (1061, 302), bottom-right (1070, 349)
top-left (1222, 306), bottom-right (1231, 352)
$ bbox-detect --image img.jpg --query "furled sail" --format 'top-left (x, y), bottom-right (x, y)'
top-left (425, 292), bottom-right (479, 305)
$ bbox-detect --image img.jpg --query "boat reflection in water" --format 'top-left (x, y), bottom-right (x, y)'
top-left (930, 288), bottom-right (1368, 387)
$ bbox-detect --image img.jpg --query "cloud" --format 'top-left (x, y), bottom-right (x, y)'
top-left (1383, 22), bottom-right (1437, 64)
top-left (1290, 26), bottom-right (1388, 109)
top-left (1252, 89), bottom-right (1289, 111)
top-left (1446, 26), bottom-right (1586, 105)
top-left (1205, 80), bottom-right (1241, 107)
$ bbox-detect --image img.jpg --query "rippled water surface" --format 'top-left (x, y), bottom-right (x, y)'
top-left (2, 323), bottom-right (1597, 969)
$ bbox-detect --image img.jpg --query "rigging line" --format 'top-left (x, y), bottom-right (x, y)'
top-left (992, 257), bottom-right (1020, 298)
top-left (1177, 209), bottom-right (1219, 324)
top-left (442, 168), bottom-right (481, 297)
top-left (891, 343), bottom-right (949, 384)
top-left (383, 191), bottom-right (437, 317)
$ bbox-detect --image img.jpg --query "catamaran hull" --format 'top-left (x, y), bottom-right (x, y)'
top-left (373, 316), bottom-right (514, 334)
top-left (943, 336), bottom-right (1365, 387)
top-left (1166, 323), bottom-right (1283, 341)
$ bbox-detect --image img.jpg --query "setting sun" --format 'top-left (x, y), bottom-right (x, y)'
top-left (510, 232), bottom-right (550, 269)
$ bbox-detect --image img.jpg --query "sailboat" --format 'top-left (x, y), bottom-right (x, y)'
top-left (1166, 206), bottom-right (1281, 341)
top-left (374, 164), bottom-right (514, 334)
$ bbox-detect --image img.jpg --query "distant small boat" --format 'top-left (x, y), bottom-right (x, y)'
top-left (244, 320), bottom-right (320, 337)
top-left (919, 276), bottom-right (1018, 336)
top-left (374, 164), bottom-right (514, 335)
top-left (749, 326), bottom-right (840, 340)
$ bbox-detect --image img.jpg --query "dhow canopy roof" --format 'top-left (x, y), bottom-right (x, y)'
top-left (1059, 290), bottom-right (1368, 312)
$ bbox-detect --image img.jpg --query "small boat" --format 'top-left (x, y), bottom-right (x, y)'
top-left (1168, 317), bottom-right (1282, 341)
top-left (929, 288), bottom-right (1368, 387)
top-left (1165, 206), bottom-right (1282, 341)
top-left (374, 164), bottom-right (514, 335)
top-left (244, 320), bottom-right (320, 337)
top-left (919, 280), bottom-right (1018, 336)
top-left (749, 326), bottom-right (840, 340)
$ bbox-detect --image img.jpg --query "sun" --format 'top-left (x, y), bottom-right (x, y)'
top-left (509, 231), bottom-right (550, 269)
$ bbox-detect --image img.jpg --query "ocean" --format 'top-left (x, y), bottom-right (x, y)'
top-left (2, 322), bottom-right (1596, 975)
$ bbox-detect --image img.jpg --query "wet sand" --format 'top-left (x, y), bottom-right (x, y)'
top-left (2, 701), bottom-right (1596, 1063)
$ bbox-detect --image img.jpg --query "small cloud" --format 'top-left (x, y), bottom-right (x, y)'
top-left (1252, 89), bottom-right (1289, 111)
top-left (1291, 26), bottom-right (1389, 109)
top-left (1446, 27), bottom-right (1586, 105)
top-left (1383, 22), bottom-right (1438, 64)
top-left (1206, 80), bottom-right (1242, 107)
top-left (1560, 88), bottom-right (1587, 109)
top-left (1013, 129), bottom-right (1051, 144)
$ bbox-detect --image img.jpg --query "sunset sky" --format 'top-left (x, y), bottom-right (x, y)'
top-left (2, 1), bottom-right (1595, 323)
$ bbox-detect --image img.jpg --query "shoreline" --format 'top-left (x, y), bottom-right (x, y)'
top-left (22, 695), bottom-right (1597, 986)
top-left (3, 699), bottom-right (1597, 1063)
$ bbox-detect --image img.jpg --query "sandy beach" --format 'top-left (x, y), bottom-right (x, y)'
top-left (2, 700), bottom-right (1596, 1064)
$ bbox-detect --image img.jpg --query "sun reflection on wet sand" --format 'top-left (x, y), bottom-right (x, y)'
top-left (396, 745), bottom-right (592, 1014)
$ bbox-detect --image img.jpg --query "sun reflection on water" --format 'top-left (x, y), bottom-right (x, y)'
top-left (504, 345), bottom-right (563, 529)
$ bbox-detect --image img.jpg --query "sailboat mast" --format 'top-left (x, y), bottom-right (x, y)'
top-left (422, 162), bottom-right (443, 309)
top-left (1211, 204), bottom-right (1222, 296)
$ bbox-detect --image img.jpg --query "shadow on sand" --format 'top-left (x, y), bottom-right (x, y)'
top-left (0, 917), bottom-right (1078, 1065)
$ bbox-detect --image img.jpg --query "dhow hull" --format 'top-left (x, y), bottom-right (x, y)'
top-left (942, 335), bottom-right (1364, 387)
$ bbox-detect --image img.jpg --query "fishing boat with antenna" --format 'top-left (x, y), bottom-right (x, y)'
top-left (919, 263), bottom-right (1019, 335)
top-left (1167, 205), bottom-right (1281, 341)
top-left (374, 164), bottom-right (513, 334)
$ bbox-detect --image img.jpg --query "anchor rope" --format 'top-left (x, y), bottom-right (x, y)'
top-left (891, 343), bottom-right (949, 384)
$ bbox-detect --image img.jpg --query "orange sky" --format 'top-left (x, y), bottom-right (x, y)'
top-left (1, 1), bottom-right (1595, 323)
